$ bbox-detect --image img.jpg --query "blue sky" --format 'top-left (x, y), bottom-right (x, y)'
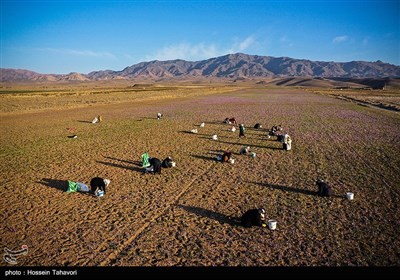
top-left (1, 0), bottom-right (399, 74)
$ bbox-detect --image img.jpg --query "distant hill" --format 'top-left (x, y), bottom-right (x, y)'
top-left (0, 69), bottom-right (88, 82)
top-left (1, 53), bottom-right (399, 82)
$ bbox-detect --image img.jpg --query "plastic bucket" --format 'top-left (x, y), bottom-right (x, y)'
top-left (346, 192), bottom-right (354, 200)
top-left (268, 219), bottom-right (277, 230)
top-left (96, 190), bottom-right (104, 197)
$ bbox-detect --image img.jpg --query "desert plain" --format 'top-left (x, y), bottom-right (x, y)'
top-left (1, 79), bottom-right (400, 268)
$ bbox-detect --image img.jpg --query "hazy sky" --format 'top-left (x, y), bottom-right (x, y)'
top-left (1, 0), bottom-right (399, 74)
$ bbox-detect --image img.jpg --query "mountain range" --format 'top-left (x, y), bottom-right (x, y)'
top-left (1, 53), bottom-right (399, 82)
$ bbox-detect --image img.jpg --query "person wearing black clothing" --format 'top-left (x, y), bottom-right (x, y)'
top-left (148, 157), bottom-right (162, 174)
top-left (162, 157), bottom-right (174, 168)
top-left (90, 177), bottom-right (110, 194)
top-left (239, 124), bottom-right (245, 138)
top-left (221, 151), bottom-right (232, 163)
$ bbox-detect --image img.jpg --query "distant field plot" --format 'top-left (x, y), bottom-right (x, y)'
top-left (1, 85), bottom-right (399, 266)
top-left (308, 88), bottom-right (400, 112)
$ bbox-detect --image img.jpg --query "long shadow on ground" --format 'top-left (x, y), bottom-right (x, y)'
top-left (217, 140), bottom-right (282, 150)
top-left (38, 178), bottom-right (94, 196)
top-left (97, 160), bottom-right (144, 173)
top-left (38, 178), bottom-right (69, 192)
top-left (249, 181), bottom-right (344, 198)
top-left (105, 156), bottom-right (137, 165)
top-left (139, 116), bottom-right (158, 120)
top-left (251, 181), bottom-right (317, 196)
top-left (178, 130), bottom-right (210, 136)
top-left (175, 204), bottom-right (239, 226)
top-left (204, 121), bottom-right (227, 125)
top-left (190, 154), bottom-right (218, 162)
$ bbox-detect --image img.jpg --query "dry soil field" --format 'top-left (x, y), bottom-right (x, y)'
top-left (1, 82), bottom-right (399, 271)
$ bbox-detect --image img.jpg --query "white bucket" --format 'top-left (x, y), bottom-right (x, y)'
top-left (229, 158), bottom-right (235, 164)
top-left (268, 219), bottom-right (277, 230)
top-left (96, 190), bottom-right (104, 197)
top-left (200, 122), bottom-right (205, 127)
top-left (212, 135), bottom-right (218, 140)
top-left (251, 152), bottom-right (256, 158)
top-left (346, 192), bottom-right (354, 200)
top-left (171, 161), bottom-right (176, 167)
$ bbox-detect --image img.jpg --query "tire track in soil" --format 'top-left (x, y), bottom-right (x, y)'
top-left (97, 134), bottom-right (241, 266)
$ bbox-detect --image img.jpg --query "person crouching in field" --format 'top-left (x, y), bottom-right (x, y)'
top-left (241, 208), bottom-right (266, 228)
top-left (145, 157), bottom-right (162, 174)
top-left (141, 152), bottom-right (162, 174)
top-left (157, 113), bottom-right (163, 120)
top-left (224, 117), bottom-right (237, 125)
top-left (282, 133), bottom-right (292, 151)
top-left (268, 125), bottom-right (282, 138)
top-left (92, 115), bottom-right (102, 124)
top-left (66, 177), bottom-right (110, 197)
top-left (239, 124), bottom-right (246, 138)
top-left (216, 150), bottom-right (232, 163)
top-left (162, 156), bottom-right (176, 168)
top-left (316, 179), bottom-right (332, 197)
top-left (90, 177), bottom-right (110, 196)
top-left (240, 146), bottom-right (252, 155)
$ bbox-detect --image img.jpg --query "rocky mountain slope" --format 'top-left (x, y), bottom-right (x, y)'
top-left (1, 53), bottom-right (399, 82)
